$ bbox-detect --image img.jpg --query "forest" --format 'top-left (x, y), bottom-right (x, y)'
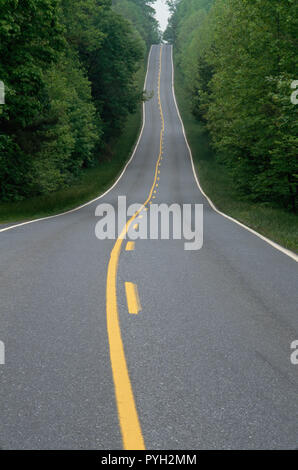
top-left (165, 0), bottom-right (298, 212)
top-left (0, 0), bottom-right (159, 202)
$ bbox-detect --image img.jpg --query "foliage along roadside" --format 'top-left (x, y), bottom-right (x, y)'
top-left (164, 0), bottom-right (298, 212)
top-left (173, 62), bottom-right (298, 253)
top-left (0, 0), bottom-right (160, 203)
top-left (0, 59), bottom-right (147, 223)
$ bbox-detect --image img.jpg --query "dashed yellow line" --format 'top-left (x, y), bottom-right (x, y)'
top-left (125, 282), bottom-right (141, 315)
top-left (105, 45), bottom-right (165, 451)
top-left (125, 241), bottom-right (135, 252)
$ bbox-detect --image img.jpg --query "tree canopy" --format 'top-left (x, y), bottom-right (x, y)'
top-left (165, 0), bottom-right (298, 211)
top-left (0, 0), bottom-right (158, 200)
top-left (113, 0), bottom-right (160, 47)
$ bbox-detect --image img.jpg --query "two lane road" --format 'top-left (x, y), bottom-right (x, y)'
top-left (0, 45), bottom-right (297, 450)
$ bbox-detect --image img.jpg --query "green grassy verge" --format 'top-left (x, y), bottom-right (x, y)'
top-left (174, 65), bottom-right (298, 253)
top-left (0, 63), bottom-right (146, 224)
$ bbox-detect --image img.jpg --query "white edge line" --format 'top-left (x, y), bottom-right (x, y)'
top-left (0, 47), bottom-right (153, 234)
top-left (170, 45), bottom-right (298, 263)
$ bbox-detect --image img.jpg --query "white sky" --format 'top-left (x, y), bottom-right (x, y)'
top-left (154, 0), bottom-right (170, 32)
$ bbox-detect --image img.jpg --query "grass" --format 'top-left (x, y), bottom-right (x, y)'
top-left (0, 63), bottom-right (145, 224)
top-left (174, 65), bottom-right (298, 253)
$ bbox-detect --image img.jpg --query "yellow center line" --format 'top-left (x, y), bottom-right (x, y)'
top-left (125, 282), bottom-right (141, 315)
top-left (125, 241), bottom-right (135, 252)
top-left (105, 45), bottom-right (165, 450)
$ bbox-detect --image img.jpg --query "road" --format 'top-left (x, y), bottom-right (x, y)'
top-left (0, 45), bottom-right (297, 450)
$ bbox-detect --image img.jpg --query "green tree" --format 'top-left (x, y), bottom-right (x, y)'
top-left (86, 4), bottom-right (145, 140)
top-left (0, 0), bottom-right (65, 199)
top-left (206, 0), bottom-right (298, 209)
top-left (166, 0), bottom-right (298, 211)
top-left (0, 0), bottom-right (149, 201)
top-left (113, 0), bottom-right (160, 47)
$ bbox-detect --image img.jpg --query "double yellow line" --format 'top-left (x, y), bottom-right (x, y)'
top-left (105, 45), bottom-right (165, 450)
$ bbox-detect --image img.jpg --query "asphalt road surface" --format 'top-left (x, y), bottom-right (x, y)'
top-left (0, 45), bottom-right (297, 450)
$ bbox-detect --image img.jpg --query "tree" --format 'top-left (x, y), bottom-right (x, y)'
top-left (0, 0), bottom-right (65, 199)
top-left (166, 0), bottom-right (298, 210)
top-left (112, 0), bottom-right (160, 47)
top-left (0, 0), bottom-right (150, 201)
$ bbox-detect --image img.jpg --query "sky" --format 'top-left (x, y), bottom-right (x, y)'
top-left (154, 0), bottom-right (170, 32)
